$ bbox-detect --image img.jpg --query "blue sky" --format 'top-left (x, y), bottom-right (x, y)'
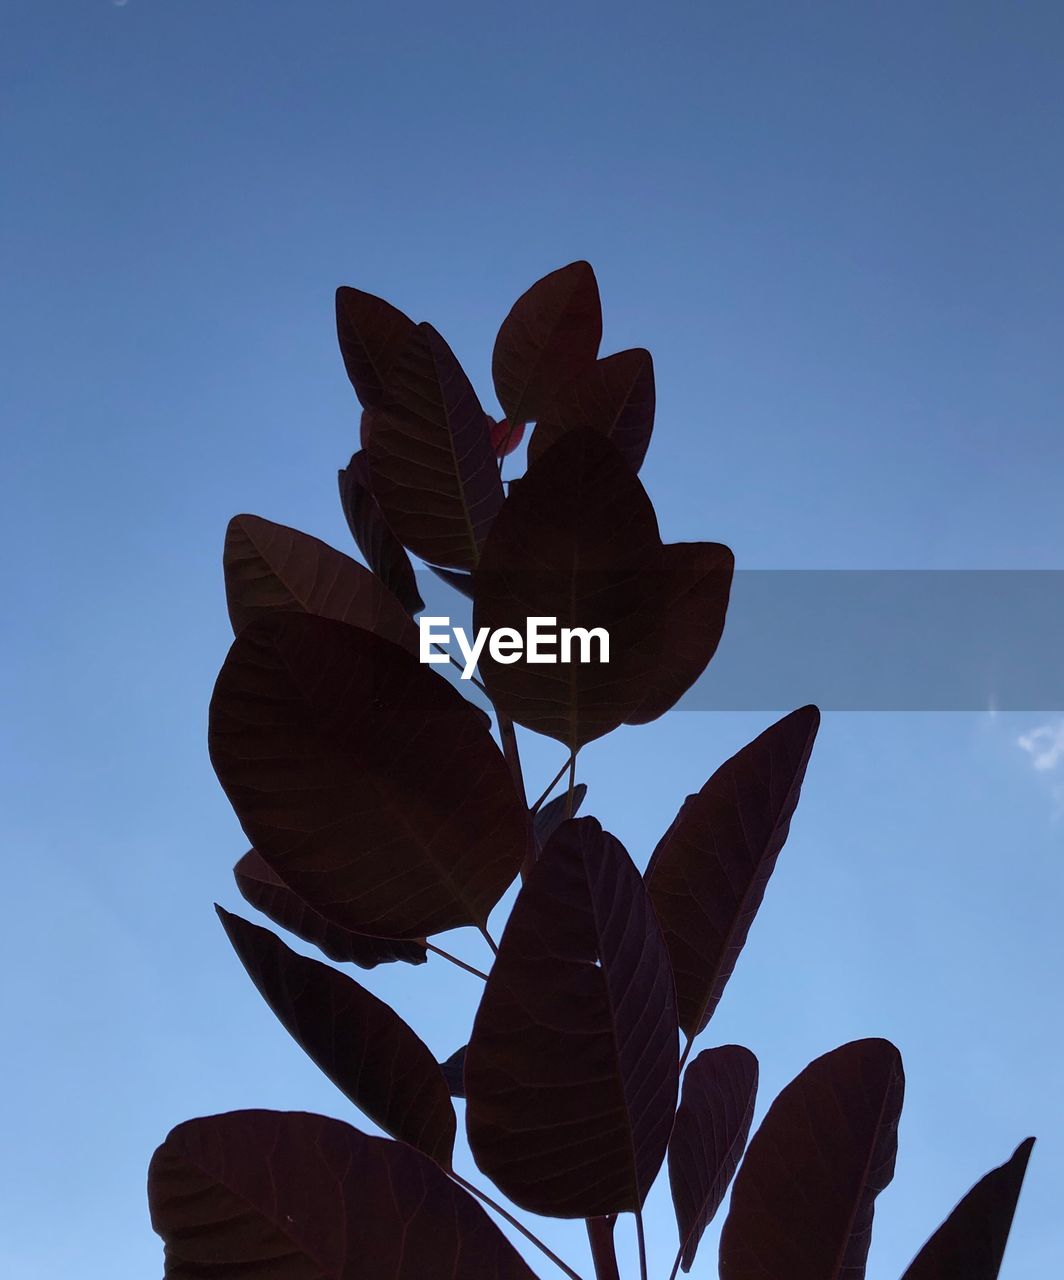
top-left (2, 2), bottom-right (1062, 1276)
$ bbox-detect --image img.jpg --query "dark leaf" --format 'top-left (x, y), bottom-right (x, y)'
top-left (465, 817), bottom-right (678, 1217)
top-left (646, 705), bottom-right (820, 1037)
top-left (532, 783), bottom-right (588, 851)
top-left (626, 541), bottom-right (734, 724)
top-left (530, 348), bottom-right (655, 472)
top-left (428, 564), bottom-right (475, 600)
top-left (440, 1046), bottom-right (467, 1099)
top-left (900, 1137), bottom-right (1035, 1280)
top-left (209, 615), bottom-right (529, 939)
top-left (224, 514), bottom-right (417, 654)
top-left (335, 286), bottom-right (416, 409)
top-left (234, 850), bottom-right (427, 968)
top-left (669, 1046), bottom-right (758, 1273)
top-left (148, 1110), bottom-right (539, 1279)
top-left (217, 908), bottom-right (456, 1165)
top-left (474, 430), bottom-right (664, 749)
top-left (338, 451), bottom-right (424, 615)
top-left (368, 323), bottom-right (503, 570)
top-left (719, 1038), bottom-right (904, 1280)
top-left (492, 261), bottom-right (602, 424)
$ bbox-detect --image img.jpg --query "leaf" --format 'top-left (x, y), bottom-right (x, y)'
top-left (440, 1046), bottom-right (467, 1099)
top-left (490, 416), bottom-right (526, 457)
top-left (532, 783), bottom-right (588, 851)
top-left (899, 1137), bottom-right (1035, 1280)
top-left (148, 1110), bottom-right (539, 1279)
top-left (209, 614), bottom-right (529, 939)
top-left (465, 817), bottom-right (678, 1217)
top-left (428, 564), bottom-right (475, 600)
top-left (719, 1038), bottom-right (904, 1280)
top-left (368, 323), bottom-right (503, 570)
top-left (529, 348), bottom-right (655, 472)
top-left (223, 514), bottom-right (418, 654)
top-left (668, 1046), bottom-right (758, 1273)
top-left (492, 261), bottom-right (602, 424)
top-left (217, 908), bottom-right (456, 1165)
top-left (338, 451), bottom-right (424, 615)
top-left (234, 850), bottom-right (427, 969)
top-left (335, 286), bottom-right (416, 408)
top-left (625, 541), bottom-right (734, 724)
top-left (645, 705), bottom-right (820, 1038)
top-left (473, 430), bottom-right (665, 749)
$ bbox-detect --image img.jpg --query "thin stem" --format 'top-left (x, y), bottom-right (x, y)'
top-left (565, 753), bottom-right (578, 818)
top-left (497, 713), bottom-right (526, 804)
top-left (478, 924), bottom-right (499, 956)
top-left (678, 1031), bottom-right (695, 1073)
top-left (585, 1217), bottom-right (620, 1280)
top-left (423, 941), bottom-right (488, 982)
top-left (431, 646), bottom-right (488, 694)
top-left (449, 1170), bottom-right (584, 1280)
top-left (635, 1209), bottom-right (648, 1280)
top-left (529, 754), bottom-right (576, 814)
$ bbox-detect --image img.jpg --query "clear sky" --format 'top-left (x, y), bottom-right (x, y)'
top-left (2, 2), bottom-right (1062, 1277)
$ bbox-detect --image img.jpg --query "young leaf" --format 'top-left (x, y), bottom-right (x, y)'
top-left (492, 261), bottom-right (602, 424)
top-left (223, 514), bottom-right (418, 654)
top-left (148, 1110), bottom-right (539, 1279)
top-left (474, 430), bottom-right (665, 748)
top-left (339, 451), bottom-right (424, 615)
top-left (234, 850), bottom-right (428, 968)
top-left (529, 348), bottom-right (655, 472)
top-left (532, 783), bottom-right (588, 851)
top-left (217, 908), bottom-right (456, 1165)
top-left (899, 1137), bottom-right (1036, 1280)
top-left (668, 1046), bottom-right (758, 1273)
top-left (718, 1038), bottom-right (904, 1280)
top-left (465, 817), bottom-right (678, 1217)
top-left (335, 286), bottom-right (416, 408)
top-left (625, 541), bottom-right (734, 724)
top-left (209, 615), bottom-right (530, 939)
top-left (368, 323), bottom-right (503, 570)
top-left (645, 705), bottom-right (820, 1038)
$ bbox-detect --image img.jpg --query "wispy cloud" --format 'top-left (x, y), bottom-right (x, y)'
top-left (1017, 719), bottom-right (1064, 818)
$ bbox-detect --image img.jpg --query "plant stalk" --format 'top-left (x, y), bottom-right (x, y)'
top-left (585, 1217), bottom-right (620, 1280)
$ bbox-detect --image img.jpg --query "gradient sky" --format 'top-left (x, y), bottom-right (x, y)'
top-left (3, 2), bottom-right (1062, 1277)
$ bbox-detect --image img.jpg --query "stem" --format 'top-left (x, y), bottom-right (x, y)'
top-left (585, 1217), bottom-right (620, 1280)
top-left (497, 713), bottom-right (527, 804)
top-left (678, 1032), bottom-right (695, 1073)
top-left (478, 924), bottom-right (499, 956)
top-left (529, 754), bottom-right (576, 814)
top-left (565, 753), bottom-right (578, 818)
top-left (450, 1170), bottom-right (584, 1280)
top-left (635, 1210), bottom-right (648, 1280)
top-left (423, 941), bottom-right (488, 981)
top-left (431, 646), bottom-right (488, 694)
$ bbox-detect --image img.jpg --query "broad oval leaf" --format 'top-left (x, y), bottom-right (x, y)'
top-left (209, 614), bottom-right (529, 939)
top-left (900, 1137), bottom-right (1035, 1280)
top-left (148, 1110), bottom-right (539, 1279)
top-left (474, 430), bottom-right (664, 749)
top-left (646, 705), bottom-right (820, 1038)
top-left (368, 323), bottom-right (503, 570)
top-left (234, 850), bottom-right (427, 968)
top-left (465, 817), bottom-right (678, 1217)
top-left (338, 451), bottom-right (424, 616)
top-left (217, 908), bottom-right (456, 1165)
top-left (669, 1046), bottom-right (758, 1273)
top-left (626, 541), bottom-right (734, 725)
top-left (532, 783), bottom-right (588, 852)
top-left (224, 514), bottom-right (417, 654)
top-left (719, 1038), bottom-right (904, 1280)
top-left (492, 261), bottom-right (602, 424)
top-left (335, 286), bottom-right (416, 409)
top-left (529, 348), bottom-right (655, 472)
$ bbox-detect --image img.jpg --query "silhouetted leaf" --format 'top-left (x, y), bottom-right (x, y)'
top-left (719, 1038), bottom-right (904, 1280)
top-left (224, 514), bottom-right (418, 654)
top-left (900, 1137), bottom-right (1035, 1280)
top-left (669, 1046), bottom-right (758, 1273)
top-left (530, 348), bottom-right (655, 472)
top-left (369, 323), bottom-right (503, 570)
top-left (492, 261), bottom-right (602, 424)
top-left (474, 431), bottom-right (664, 748)
top-left (234, 850), bottom-right (427, 968)
top-left (646, 706), bottom-right (820, 1038)
top-left (465, 817), bottom-right (678, 1217)
top-left (428, 564), bottom-right (475, 599)
top-left (217, 908), bottom-right (456, 1165)
top-left (339, 451), bottom-right (424, 615)
top-left (335, 286), bottom-right (416, 409)
top-left (440, 1046), bottom-right (467, 1099)
top-left (148, 1110), bottom-right (539, 1279)
top-left (626, 541), bottom-right (734, 724)
top-left (532, 783), bottom-right (588, 851)
top-left (209, 615), bottom-right (529, 939)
